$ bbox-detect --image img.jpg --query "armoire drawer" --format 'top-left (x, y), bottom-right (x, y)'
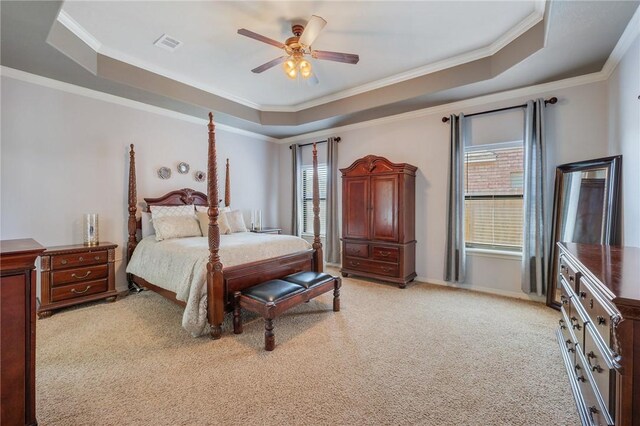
top-left (344, 243), bottom-right (369, 258)
top-left (343, 257), bottom-right (399, 277)
top-left (371, 246), bottom-right (399, 262)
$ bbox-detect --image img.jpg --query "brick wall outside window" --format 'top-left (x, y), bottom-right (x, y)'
top-left (464, 145), bottom-right (524, 250)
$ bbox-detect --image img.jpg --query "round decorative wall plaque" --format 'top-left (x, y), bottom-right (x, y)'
top-left (157, 167), bottom-right (171, 179)
top-left (194, 170), bottom-right (206, 182)
top-left (177, 162), bottom-right (190, 174)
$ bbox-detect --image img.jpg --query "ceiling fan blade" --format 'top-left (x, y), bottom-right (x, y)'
top-left (312, 50), bottom-right (359, 64)
top-left (299, 15), bottom-right (327, 46)
top-left (251, 56), bottom-right (287, 73)
top-left (238, 28), bottom-right (285, 49)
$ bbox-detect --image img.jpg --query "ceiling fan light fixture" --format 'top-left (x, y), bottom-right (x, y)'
top-left (283, 58), bottom-right (298, 79)
top-left (299, 59), bottom-right (312, 78)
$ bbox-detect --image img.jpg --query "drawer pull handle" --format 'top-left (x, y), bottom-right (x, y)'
top-left (569, 276), bottom-right (575, 282)
top-left (71, 271), bottom-right (92, 279)
top-left (381, 267), bottom-right (392, 272)
top-left (560, 295), bottom-right (569, 305)
top-left (579, 291), bottom-right (586, 298)
top-left (71, 285), bottom-right (91, 294)
top-left (350, 261), bottom-right (360, 267)
top-left (565, 339), bottom-right (575, 353)
top-left (94, 256), bottom-right (101, 261)
top-left (587, 351), bottom-right (603, 373)
top-left (560, 265), bottom-right (565, 271)
top-left (570, 317), bottom-right (581, 331)
top-left (60, 259), bottom-right (68, 265)
top-left (588, 406), bottom-right (599, 423)
top-left (79, 256), bottom-right (84, 261)
top-left (379, 251), bottom-right (390, 257)
top-left (559, 319), bottom-right (566, 330)
top-left (590, 298), bottom-right (594, 309)
top-left (597, 316), bottom-right (606, 325)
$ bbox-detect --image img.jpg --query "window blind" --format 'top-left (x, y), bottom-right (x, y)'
top-left (302, 164), bottom-right (327, 235)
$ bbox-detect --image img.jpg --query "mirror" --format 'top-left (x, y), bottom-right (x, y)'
top-left (546, 156), bottom-right (621, 309)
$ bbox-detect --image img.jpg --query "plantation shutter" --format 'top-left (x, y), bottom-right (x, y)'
top-left (302, 164), bottom-right (327, 235)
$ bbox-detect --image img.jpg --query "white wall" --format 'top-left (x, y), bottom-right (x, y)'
top-left (278, 81), bottom-right (611, 299)
top-left (0, 75), bottom-right (281, 291)
top-left (608, 33), bottom-right (640, 248)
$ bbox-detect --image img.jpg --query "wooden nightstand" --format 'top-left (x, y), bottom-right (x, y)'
top-left (38, 242), bottom-right (118, 318)
top-left (250, 227), bottom-right (282, 235)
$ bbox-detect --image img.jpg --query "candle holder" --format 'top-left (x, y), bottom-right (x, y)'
top-left (251, 209), bottom-right (262, 231)
top-left (83, 213), bottom-right (99, 246)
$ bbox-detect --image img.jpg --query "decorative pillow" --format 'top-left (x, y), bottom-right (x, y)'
top-left (150, 205), bottom-right (196, 220)
top-left (153, 216), bottom-right (202, 241)
top-left (196, 210), bottom-right (231, 236)
top-left (195, 205), bottom-right (230, 214)
top-left (226, 210), bottom-right (248, 233)
top-left (141, 212), bottom-right (154, 238)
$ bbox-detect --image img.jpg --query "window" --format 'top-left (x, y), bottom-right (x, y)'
top-left (302, 163), bottom-right (327, 235)
top-left (464, 142), bottom-right (523, 251)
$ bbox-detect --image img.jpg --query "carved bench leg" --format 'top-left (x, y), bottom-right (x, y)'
top-left (264, 318), bottom-right (275, 351)
top-left (333, 277), bottom-right (341, 312)
top-left (233, 292), bottom-right (243, 334)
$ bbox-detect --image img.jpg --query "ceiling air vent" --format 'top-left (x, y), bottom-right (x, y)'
top-left (154, 34), bottom-right (182, 51)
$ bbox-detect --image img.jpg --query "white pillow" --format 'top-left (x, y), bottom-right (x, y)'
top-left (196, 210), bottom-right (231, 236)
top-left (141, 212), bottom-right (154, 238)
top-left (153, 216), bottom-right (202, 241)
top-left (226, 210), bottom-right (248, 233)
top-left (195, 205), bottom-right (231, 214)
top-left (150, 205), bottom-right (196, 219)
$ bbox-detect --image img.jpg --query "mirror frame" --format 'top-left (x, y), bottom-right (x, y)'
top-left (546, 155), bottom-right (622, 309)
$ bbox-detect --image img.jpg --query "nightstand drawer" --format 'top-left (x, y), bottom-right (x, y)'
top-left (52, 250), bottom-right (107, 270)
top-left (51, 264), bottom-right (108, 286)
top-left (51, 279), bottom-right (108, 302)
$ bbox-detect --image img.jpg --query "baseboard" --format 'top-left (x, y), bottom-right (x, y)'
top-left (415, 276), bottom-right (546, 303)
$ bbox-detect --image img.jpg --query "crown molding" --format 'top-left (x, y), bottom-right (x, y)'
top-left (0, 66), bottom-right (279, 143)
top-left (278, 71), bottom-right (607, 144)
top-left (57, 4), bottom-right (545, 114)
top-left (601, 3), bottom-right (640, 78)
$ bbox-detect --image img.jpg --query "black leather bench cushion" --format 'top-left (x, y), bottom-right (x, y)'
top-left (242, 279), bottom-right (305, 303)
top-left (282, 272), bottom-right (334, 289)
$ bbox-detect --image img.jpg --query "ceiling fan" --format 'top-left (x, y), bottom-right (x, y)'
top-left (237, 15), bottom-right (359, 81)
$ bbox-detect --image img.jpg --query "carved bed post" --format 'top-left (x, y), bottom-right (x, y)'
top-left (127, 144), bottom-right (143, 292)
top-left (206, 113), bottom-right (225, 339)
top-left (312, 143), bottom-right (323, 272)
top-left (225, 158), bottom-right (231, 207)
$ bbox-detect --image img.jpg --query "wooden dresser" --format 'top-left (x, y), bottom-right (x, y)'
top-left (38, 242), bottom-right (118, 318)
top-left (556, 242), bottom-right (640, 426)
top-left (0, 238), bottom-right (45, 426)
top-left (340, 155), bottom-right (417, 288)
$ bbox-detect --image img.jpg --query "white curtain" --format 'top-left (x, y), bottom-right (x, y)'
top-left (521, 99), bottom-right (547, 295)
top-left (291, 144), bottom-right (302, 236)
top-left (325, 137), bottom-right (340, 263)
top-left (444, 113), bottom-right (466, 283)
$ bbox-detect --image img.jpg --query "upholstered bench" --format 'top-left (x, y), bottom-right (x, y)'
top-left (233, 272), bottom-right (341, 351)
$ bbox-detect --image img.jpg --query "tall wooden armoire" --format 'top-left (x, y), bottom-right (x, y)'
top-left (340, 155), bottom-right (417, 288)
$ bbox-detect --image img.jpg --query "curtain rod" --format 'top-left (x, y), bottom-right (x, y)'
top-left (441, 97), bottom-right (557, 123)
top-left (289, 137), bottom-right (341, 149)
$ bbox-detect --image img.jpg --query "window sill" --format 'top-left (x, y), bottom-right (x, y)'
top-left (466, 247), bottom-right (522, 260)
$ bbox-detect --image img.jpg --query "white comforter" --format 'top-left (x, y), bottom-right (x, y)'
top-left (126, 232), bottom-right (312, 336)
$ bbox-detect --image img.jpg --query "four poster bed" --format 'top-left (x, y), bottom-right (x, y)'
top-left (126, 113), bottom-right (323, 339)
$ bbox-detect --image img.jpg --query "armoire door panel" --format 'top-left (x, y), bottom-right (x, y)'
top-left (371, 175), bottom-right (398, 242)
top-left (343, 177), bottom-right (370, 239)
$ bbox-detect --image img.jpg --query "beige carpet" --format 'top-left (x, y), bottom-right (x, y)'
top-left (36, 274), bottom-right (579, 425)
